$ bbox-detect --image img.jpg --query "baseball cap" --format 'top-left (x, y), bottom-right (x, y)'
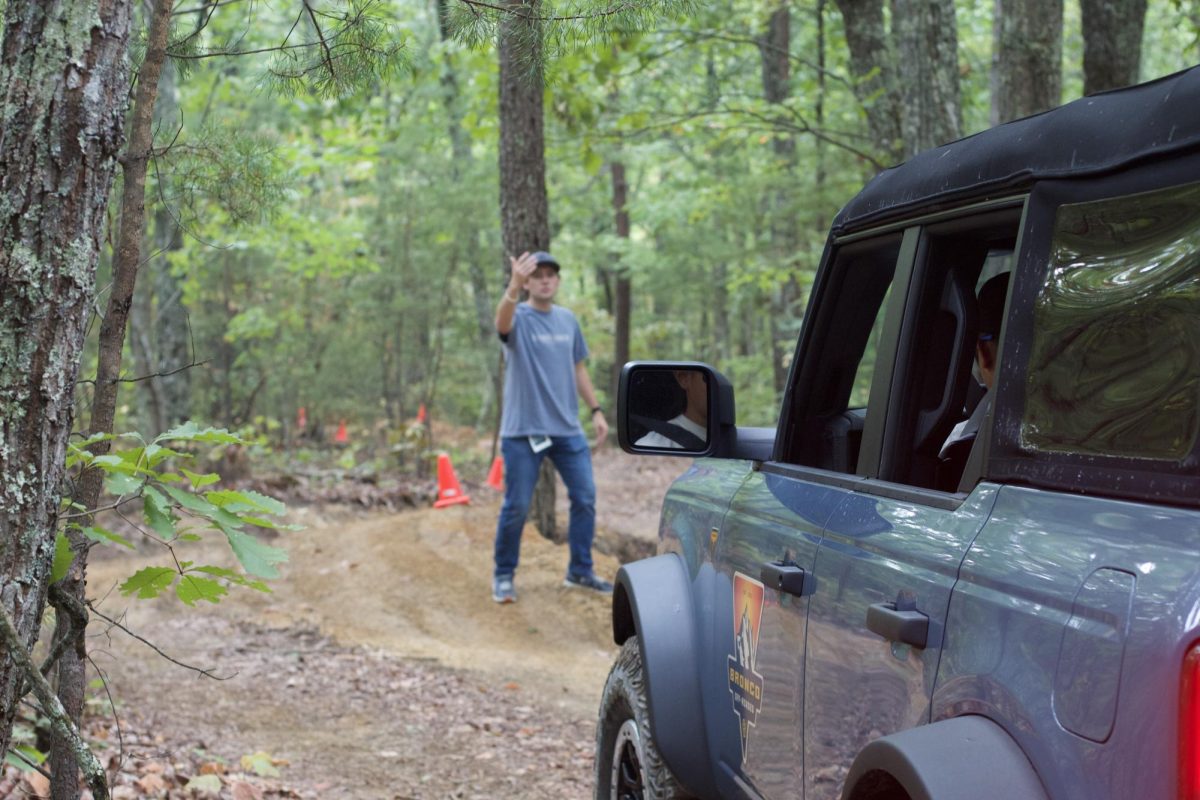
top-left (531, 251), bottom-right (560, 272)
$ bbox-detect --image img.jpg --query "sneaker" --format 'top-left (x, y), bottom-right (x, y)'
top-left (563, 572), bottom-right (613, 594)
top-left (493, 576), bottom-right (516, 604)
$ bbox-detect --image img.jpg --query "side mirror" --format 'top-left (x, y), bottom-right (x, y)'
top-left (618, 361), bottom-right (734, 457)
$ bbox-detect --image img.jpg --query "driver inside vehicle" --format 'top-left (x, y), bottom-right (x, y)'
top-left (633, 369), bottom-right (709, 450)
top-left (938, 267), bottom-right (1010, 485)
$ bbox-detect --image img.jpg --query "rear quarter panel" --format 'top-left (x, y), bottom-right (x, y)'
top-left (934, 484), bottom-right (1200, 800)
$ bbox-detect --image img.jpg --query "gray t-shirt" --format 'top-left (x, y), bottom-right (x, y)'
top-left (500, 303), bottom-right (589, 438)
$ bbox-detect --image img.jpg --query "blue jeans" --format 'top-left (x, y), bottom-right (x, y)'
top-left (494, 434), bottom-right (596, 580)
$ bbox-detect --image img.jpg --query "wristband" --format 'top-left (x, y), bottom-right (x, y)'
top-left (591, 406), bottom-right (603, 416)
top-left (503, 290), bottom-right (519, 304)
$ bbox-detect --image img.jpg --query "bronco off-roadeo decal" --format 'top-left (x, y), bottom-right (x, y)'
top-left (728, 571), bottom-right (765, 763)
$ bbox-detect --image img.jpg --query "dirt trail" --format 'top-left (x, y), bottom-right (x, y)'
top-left (74, 449), bottom-right (686, 798)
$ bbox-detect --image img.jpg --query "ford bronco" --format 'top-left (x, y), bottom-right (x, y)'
top-left (594, 65), bottom-right (1200, 800)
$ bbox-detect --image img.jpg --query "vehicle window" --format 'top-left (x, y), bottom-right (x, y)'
top-left (780, 235), bottom-right (900, 472)
top-left (877, 208), bottom-right (1022, 492)
top-left (848, 284), bottom-right (892, 409)
top-left (1022, 182), bottom-right (1200, 460)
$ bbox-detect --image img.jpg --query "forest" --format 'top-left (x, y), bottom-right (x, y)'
top-left (2, 0), bottom-right (1200, 796)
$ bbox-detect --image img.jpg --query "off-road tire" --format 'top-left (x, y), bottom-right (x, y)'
top-left (594, 638), bottom-right (693, 800)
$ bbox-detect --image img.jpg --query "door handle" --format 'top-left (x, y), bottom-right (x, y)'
top-left (866, 591), bottom-right (929, 649)
top-left (760, 561), bottom-right (811, 597)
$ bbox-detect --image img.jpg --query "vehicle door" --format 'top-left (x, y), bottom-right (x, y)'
top-left (798, 203), bottom-right (1025, 800)
top-left (709, 234), bottom-right (901, 800)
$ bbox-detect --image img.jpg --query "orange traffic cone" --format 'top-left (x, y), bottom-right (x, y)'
top-left (334, 420), bottom-right (348, 443)
top-left (433, 453), bottom-right (471, 508)
top-left (417, 403), bottom-right (427, 423)
top-left (486, 455), bottom-right (504, 490)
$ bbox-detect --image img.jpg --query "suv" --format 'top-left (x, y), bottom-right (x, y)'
top-left (593, 66), bottom-right (1200, 800)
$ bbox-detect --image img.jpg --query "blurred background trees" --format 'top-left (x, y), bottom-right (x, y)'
top-left (67, 0), bottom-right (1200, 440)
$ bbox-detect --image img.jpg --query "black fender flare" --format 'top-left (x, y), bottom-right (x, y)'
top-left (841, 715), bottom-right (1049, 800)
top-left (612, 553), bottom-right (714, 797)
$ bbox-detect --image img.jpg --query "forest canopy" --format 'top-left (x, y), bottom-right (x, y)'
top-left (84, 0), bottom-right (1199, 438)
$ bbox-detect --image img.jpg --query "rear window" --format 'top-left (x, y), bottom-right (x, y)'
top-left (1021, 181), bottom-right (1200, 460)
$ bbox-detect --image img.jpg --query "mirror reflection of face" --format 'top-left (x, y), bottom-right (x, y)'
top-left (629, 368), bottom-right (709, 451)
top-left (674, 370), bottom-right (708, 424)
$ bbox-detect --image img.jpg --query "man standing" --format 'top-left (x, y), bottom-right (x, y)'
top-left (492, 250), bottom-right (612, 603)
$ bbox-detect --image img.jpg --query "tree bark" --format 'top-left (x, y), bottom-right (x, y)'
top-left (991, 0), bottom-right (1063, 124)
top-left (52, 2), bottom-right (172, 796)
top-left (892, 0), bottom-right (961, 157)
top-left (760, 0), bottom-right (800, 402)
top-left (0, 0), bottom-right (133, 762)
top-left (497, 0), bottom-right (557, 539)
top-left (1080, 0), bottom-right (1147, 94)
top-left (610, 158), bottom-right (631, 404)
top-left (833, 0), bottom-right (903, 163)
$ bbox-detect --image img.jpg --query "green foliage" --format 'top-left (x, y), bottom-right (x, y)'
top-left (267, 0), bottom-right (409, 99)
top-left (449, 0), bottom-right (697, 69)
top-left (3, 741), bottom-right (45, 772)
top-left (50, 533), bottom-right (74, 584)
top-left (159, 124), bottom-right (288, 228)
top-left (65, 423), bottom-right (292, 604)
top-left (110, 0), bottom-right (1200, 450)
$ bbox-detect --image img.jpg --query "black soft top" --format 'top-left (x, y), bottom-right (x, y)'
top-left (833, 64), bottom-right (1200, 236)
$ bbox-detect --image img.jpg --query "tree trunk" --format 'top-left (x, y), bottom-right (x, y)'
top-left (712, 261), bottom-right (730, 364)
top-left (1080, 0), bottom-right (1147, 94)
top-left (892, 0), bottom-right (961, 157)
top-left (833, 0), bottom-right (903, 163)
top-left (610, 158), bottom-right (631, 403)
top-left (991, 0), bottom-right (1063, 124)
top-left (0, 0), bottom-right (133, 763)
top-left (760, 0), bottom-right (799, 402)
top-left (497, 0), bottom-right (557, 539)
top-left (52, 2), bottom-right (172, 796)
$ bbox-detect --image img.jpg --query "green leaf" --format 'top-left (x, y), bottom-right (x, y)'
top-left (82, 525), bottom-right (134, 549)
top-left (120, 567), bottom-right (177, 599)
top-left (139, 443), bottom-right (186, 468)
top-left (5, 744), bottom-right (47, 770)
top-left (75, 431), bottom-right (120, 449)
top-left (50, 533), bottom-right (74, 584)
top-left (241, 751), bottom-right (281, 777)
top-left (181, 468), bottom-right (220, 489)
top-left (206, 489), bottom-right (285, 516)
top-left (224, 530), bottom-right (287, 578)
top-left (184, 774), bottom-right (222, 793)
top-left (143, 488), bottom-right (177, 539)
top-left (163, 484), bottom-right (223, 518)
top-left (105, 471), bottom-right (142, 496)
top-left (158, 421), bottom-right (244, 445)
top-left (175, 575), bottom-right (228, 606)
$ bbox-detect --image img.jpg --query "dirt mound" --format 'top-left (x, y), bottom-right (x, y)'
top-left (60, 447), bottom-right (689, 798)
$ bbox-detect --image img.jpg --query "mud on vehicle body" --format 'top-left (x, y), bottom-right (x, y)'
top-left (594, 66), bottom-right (1200, 800)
